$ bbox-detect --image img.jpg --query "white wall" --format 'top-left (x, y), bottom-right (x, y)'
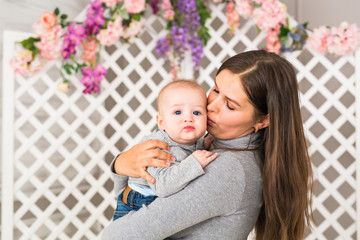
top-left (283, 0), bottom-right (360, 28)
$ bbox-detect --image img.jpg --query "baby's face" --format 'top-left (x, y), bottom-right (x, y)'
top-left (157, 86), bottom-right (207, 145)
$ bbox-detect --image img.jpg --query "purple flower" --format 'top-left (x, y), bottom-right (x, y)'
top-left (62, 23), bottom-right (85, 59)
top-left (149, 0), bottom-right (160, 14)
top-left (80, 64), bottom-right (107, 94)
top-left (85, 0), bottom-right (105, 36)
top-left (156, 37), bottom-right (170, 57)
top-left (156, 0), bottom-right (204, 72)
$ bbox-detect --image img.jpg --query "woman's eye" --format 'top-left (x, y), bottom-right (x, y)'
top-left (227, 103), bottom-right (235, 111)
top-left (193, 111), bottom-right (201, 116)
top-left (213, 88), bottom-right (219, 93)
top-left (175, 110), bottom-right (181, 115)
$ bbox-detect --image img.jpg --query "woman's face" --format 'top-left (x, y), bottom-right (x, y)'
top-left (207, 69), bottom-right (258, 140)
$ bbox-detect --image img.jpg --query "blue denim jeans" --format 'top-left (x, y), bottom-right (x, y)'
top-left (113, 189), bottom-right (157, 221)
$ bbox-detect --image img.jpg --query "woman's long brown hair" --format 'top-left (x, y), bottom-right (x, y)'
top-left (217, 50), bottom-right (313, 240)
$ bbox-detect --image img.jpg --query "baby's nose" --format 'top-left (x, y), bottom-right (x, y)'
top-left (184, 114), bottom-right (194, 122)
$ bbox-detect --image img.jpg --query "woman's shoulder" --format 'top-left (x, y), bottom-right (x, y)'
top-left (200, 149), bottom-right (263, 209)
top-left (208, 149), bottom-right (263, 188)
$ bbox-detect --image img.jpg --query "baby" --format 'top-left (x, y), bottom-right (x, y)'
top-left (113, 80), bottom-right (217, 220)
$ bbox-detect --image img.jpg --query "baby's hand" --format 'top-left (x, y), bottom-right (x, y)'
top-left (192, 150), bottom-right (218, 168)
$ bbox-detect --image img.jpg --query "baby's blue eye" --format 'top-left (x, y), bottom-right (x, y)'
top-left (175, 110), bottom-right (181, 115)
top-left (193, 111), bottom-right (201, 116)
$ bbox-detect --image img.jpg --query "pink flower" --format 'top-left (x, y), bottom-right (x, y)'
top-left (235, 0), bottom-right (253, 18)
top-left (252, 0), bottom-right (287, 30)
top-left (165, 10), bottom-right (175, 20)
top-left (327, 22), bottom-right (360, 56)
top-left (124, 0), bottom-right (146, 14)
top-left (123, 19), bottom-right (144, 39)
top-left (101, 0), bottom-right (122, 7)
top-left (35, 24), bottom-right (63, 60)
top-left (161, 0), bottom-right (174, 20)
top-left (10, 48), bottom-right (44, 76)
top-left (266, 27), bottom-right (281, 54)
top-left (40, 12), bottom-right (57, 29)
top-left (161, 0), bottom-right (172, 10)
top-left (226, 1), bottom-right (241, 35)
top-left (82, 37), bottom-right (98, 62)
top-left (33, 12), bottom-right (59, 37)
top-left (306, 26), bottom-right (331, 54)
top-left (170, 68), bottom-right (178, 79)
top-left (96, 16), bottom-right (124, 46)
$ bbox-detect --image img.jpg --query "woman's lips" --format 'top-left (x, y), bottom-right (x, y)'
top-left (207, 117), bottom-right (215, 125)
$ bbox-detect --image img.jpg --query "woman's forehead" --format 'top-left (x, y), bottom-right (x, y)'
top-left (215, 71), bottom-right (247, 103)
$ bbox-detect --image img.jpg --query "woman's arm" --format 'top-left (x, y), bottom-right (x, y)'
top-left (102, 153), bottom-right (247, 240)
top-left (113, 139), bottom-right (174, 183)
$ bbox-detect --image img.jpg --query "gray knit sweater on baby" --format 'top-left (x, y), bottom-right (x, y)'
top-left (128, 129), bottom-right (205, 197)
top-left (102, 132), bottom-right (263, 240)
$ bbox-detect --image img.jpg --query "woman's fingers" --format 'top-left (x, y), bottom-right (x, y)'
top-left (146, 157), bottom-right (171, 168)
top-left (149, 149), bottom-right (174, 161)
top-left (140, 168), bottom-right (156, 184)
top-left (145, 139), bottom-right (170, 151)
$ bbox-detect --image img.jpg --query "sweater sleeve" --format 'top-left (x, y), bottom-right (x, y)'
top-left (146, 154), bottom-right (204, 197)
top-left (109, 154), bottom-right (128, 197)
top-left (101, 152), bottom-right (246, 240)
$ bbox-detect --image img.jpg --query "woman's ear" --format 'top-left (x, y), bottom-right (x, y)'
top-left (156, 114), bottom-right (165, 130)
top-left (255, 114), bottom-right (270, 131)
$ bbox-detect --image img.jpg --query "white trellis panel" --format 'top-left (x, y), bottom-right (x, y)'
top-left (1, 2), bottom-right (359, 240)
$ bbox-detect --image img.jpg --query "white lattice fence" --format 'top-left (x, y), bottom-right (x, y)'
top-left (1, 3), bottom-right (359, 240)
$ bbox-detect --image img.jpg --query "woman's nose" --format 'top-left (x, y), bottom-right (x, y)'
top-left (207, 96), bottom-right (219, 112)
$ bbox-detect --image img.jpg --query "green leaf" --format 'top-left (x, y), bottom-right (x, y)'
top-left (253, 2), bottom-right (261, 8)
top-left (54, 8), bottom-right (60, 16)
top-left (64, 67), bottom-right (72, 75)
top-left (63, 63), bottom-right (76, 75)
top-left (32, 48), bottom-right (39, 57)
top-left (120, 8), bottom-right (129, 20)
top-left (19, 37), bottom-right (41, 51)
top-left (280, 25), bottom-right (289, 37)
top-left (75, 63), bottom-right (86, 73)
top-left (60, 14), bottom-right (68, 20)
top-left (132, 13), bottom-right (141, 21)
top-left (166, 21), bottom-right (172, 30)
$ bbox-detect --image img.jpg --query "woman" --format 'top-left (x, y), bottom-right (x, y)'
top-left (102, 50), bottom-right (313, 240)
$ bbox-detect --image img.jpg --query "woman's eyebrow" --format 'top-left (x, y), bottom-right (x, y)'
top-left (214, 78), bottom-right (242, 107)
top-left (226, 97), bottom-right (241, 107)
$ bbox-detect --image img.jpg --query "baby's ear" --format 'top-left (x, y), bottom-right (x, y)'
top-left (156, 114), bottom-right (165, 130)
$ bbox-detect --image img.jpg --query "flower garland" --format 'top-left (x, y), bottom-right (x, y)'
top-left (219, 0), bottom-right (360, 56)
top-left (154, 0), bottom-right (210, 78)
top-left (10, 0), bottom-right (360, 95)
top-left (11, 0), bottom-right (146, 94)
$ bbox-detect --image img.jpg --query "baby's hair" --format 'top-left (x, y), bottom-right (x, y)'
top-left (157, 79), bottom-right (206, 112)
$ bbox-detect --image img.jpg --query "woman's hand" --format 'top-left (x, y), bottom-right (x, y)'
top-left (114, 139), bottom-right (174, 184)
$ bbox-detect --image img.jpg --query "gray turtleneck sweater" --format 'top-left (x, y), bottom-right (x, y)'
top-left (102, 133), bottom-right (263, 240)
